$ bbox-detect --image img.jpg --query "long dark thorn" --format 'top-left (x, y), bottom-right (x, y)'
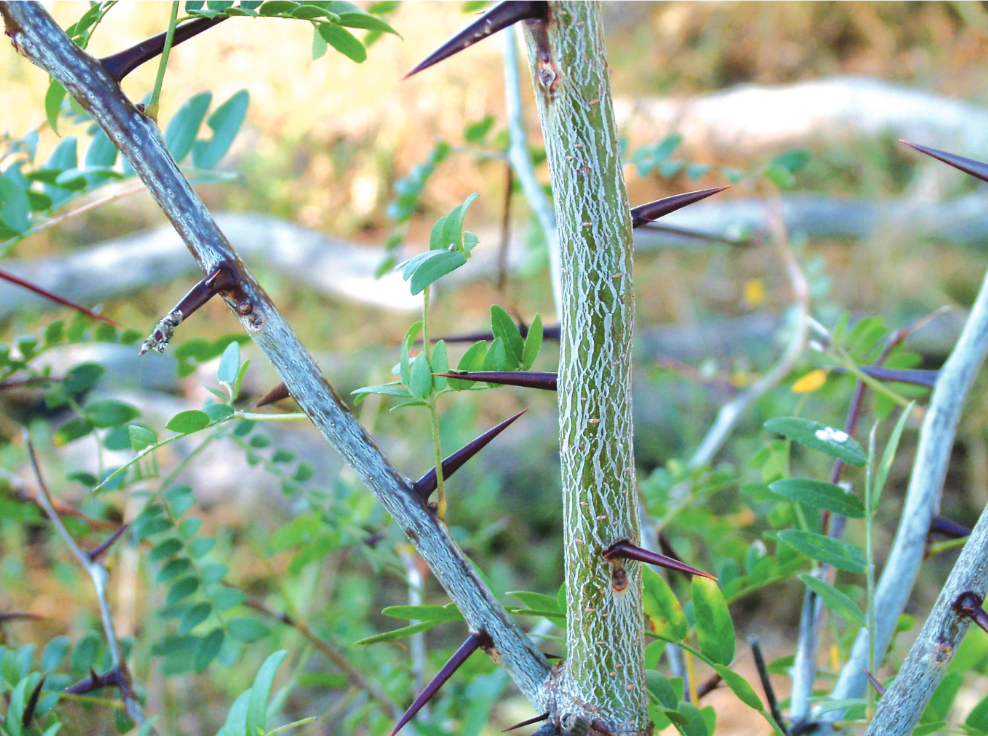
top-left (749, 636), bottom-right (789, 736)
top-left (415, 409), bottom-right (527, 500)
top-left (100, 16), bottom-right (229, 82)
top-left (0, 612), bottom-right (44, 623)
top-left (404, 2), bottom-right (548, 79)
top-left (901, 141), bottom-right (988, 184)
top-left (141, 266), bottom-right (236, 355)
top-left (862, 667), bottom-right (885, 697)
top-left (65, 667), bottom-right (124, 695)
top-left (630, 187), bottom-right (730, 229)
top-left (835, 365), bottom-right (939, 389)
top-left (930, 515), bottom-right (972, 539)
top-left (431, 324), bottom-right (561, 344)
top-left (435, 371), bottom-right (557, 391)
top-left (696, 672), bottom-right (723, 699)
top-left (641, 222), bottom-right (753, 247)
top-left (256, 380), bottom-right (291, 408)
top-left (603, 539), bottom-right (716, 580)
top-left (22, 673), bottom-right (47, 728)
top-left (391, 632), bottom-right (487, 735)
top-left (87, 523), bottom-right (130, 563)
top-left (955, 591), bottom-right (988, 635)
top-left (0, 268), bottom-right (120, 327)
top-left (504, 712), bottom-right (550, 732)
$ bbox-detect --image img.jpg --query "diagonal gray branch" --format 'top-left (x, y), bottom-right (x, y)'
top-left (0, 1), bottom-right (550, 708)
top-left (822, 265), bottom-right (988, 719)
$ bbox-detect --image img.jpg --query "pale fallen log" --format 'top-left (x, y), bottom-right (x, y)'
top-left (616, 76), bottom-right (988, 158)
top-left (3, 194), bottom-right (988, 323)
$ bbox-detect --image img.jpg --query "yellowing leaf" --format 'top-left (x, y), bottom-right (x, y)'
top-left (792, 369), bottom-right (827, 394)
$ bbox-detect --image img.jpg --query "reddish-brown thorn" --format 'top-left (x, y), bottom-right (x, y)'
top-left (0, 611), bottom-right (45, 623)
top-left (256, 380), bottom-right (291, 408)
top-left (404, 1), bottom-right (548, 79)
top-left (391, 632), bottom-right (487, 735)
top-left (140, 266), bottom-right (236, 355)
top-left (415, 409), bottom-right (527, 500)
top-left (642, 222), bottom-right (753, 247)
top-left (835, 365), bottom-right (939, 389)
top-left (504, 712), bottom-right (550, 732)
top-left (87, 522), bottom-right (130, 563)
top-left (431, 323), bottom-right (561, 344)
top-left (603, 539), bottom-right (716, 580)
top-left (630, 187), bottom-right (730, 228)
top-left (21, 673), bottom-right (47, 728)
top-left (435, 371), bottom-right (557, 391)
top-left (901, 141), bottom-right (988, 184)
top-left (862, 668), bottom-right (885, 697)
top-left (955, 591), bottom-right (988, 635)
top-left (0, 268), bottom-right (120, 327)
top-left (100, 15), bottom-right (229, 82)
top-left (930, 516), bottom-right (971, 539)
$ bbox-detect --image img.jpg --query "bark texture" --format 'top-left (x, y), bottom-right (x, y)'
top-left (523, 4), bottom-right (649, 734)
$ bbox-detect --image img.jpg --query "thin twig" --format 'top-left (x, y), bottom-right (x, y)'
top-left (244, 597), bottom-right (399, 717)
top-left (503, 26), bottom-right (561, 317)
top-left (750, 636), bottom-right (788, 736)
top-left (688, 202), bottom-right (809, 469)
top-left (400, 550), bottom-right (428, 717)
top-left (23, 430), bottom-right (145, 724)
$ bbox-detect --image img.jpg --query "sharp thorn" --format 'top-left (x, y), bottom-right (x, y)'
top-left (930, 515), bottom-right (971, 539)
top-left (256, 380), bottom-right (291, 408)
top-left (603, 539), bottom-right (716, 580)
top-left (0, 611), bottom-right (44, 623)
top-left (901, 141), bottom-right (988, 184)
top-left (861, 667), bottom-right (885, 697)
top-left (955, 591), bottom-right (988, 635)
top-left (640, 222), bottom-right (753, 247)
top-left (415, 409), bottom-right (527, 499)
top-left (504, 712), bottom-right (550, 732)
top-left (834, 365), bottom-right (939, 389)
top-left (100, 16), bottom-right (229, 82)
top-left (87, 523), bottom-right (130, 563)
top-left (391, 632), bottom-right (487, 735)
top-left (140, 267), bottom-right (236, 355)
top-left (22, 673), bottom-right (47, 728)
top-left (630, 187), bottom-right (730, 228)
top-left (435, 371), bottom-right (557, 391)
top-left (432, 324), bottom-right (561, 344)
top-left (404, 1), bottom-right (548, 79)
top-left (0, 268), bottom-right (121, 327)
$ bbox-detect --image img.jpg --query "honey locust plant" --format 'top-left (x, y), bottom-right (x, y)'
top-left (4, 3), bottom-right (988, 736)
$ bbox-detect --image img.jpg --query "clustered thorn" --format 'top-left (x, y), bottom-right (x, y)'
top-left (404, 1), bottom-right (549, 79)
top-left (391, 631), bottom-right (489, 735)
top-left (415, 409), bottom-right (527, 500)
top-left (603, 539), bottom-right (716, 580)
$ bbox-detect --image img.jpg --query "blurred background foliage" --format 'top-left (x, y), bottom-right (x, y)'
top-left (4, 2), bottom-right (988, 734)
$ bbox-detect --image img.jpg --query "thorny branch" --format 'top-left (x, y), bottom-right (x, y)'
top-left (0, 0), bottom-right (550, 709)
top-left (23, 430), bottom-right (144, 725)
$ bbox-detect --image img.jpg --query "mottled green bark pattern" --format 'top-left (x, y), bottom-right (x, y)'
top-left (523, 4), bottom-right (648, 733)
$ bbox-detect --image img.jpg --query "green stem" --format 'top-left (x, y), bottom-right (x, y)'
top-left (865, 424), bottom-right (878, 720)
top-left (832, 349), bottom-right (914, 412)
top-left (421, 285), bottom-right (447, 519)
top-left (145, 2), bottom-right (179, 120)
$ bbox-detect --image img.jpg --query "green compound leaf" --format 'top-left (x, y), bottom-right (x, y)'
top-left (191, 90), bottom-right (250, 169)
top-left (798, 573), bottom-right (866, 627)
top-left (692, 577), bottom-right (735, 666)
top-left (166, 410), bottom-right (212, 434)
top-left (714, 664), bottom-right (764, 711)
top-left (768, 478), bottom-right (865, 519)
top-left (765, 417), bottom-right (867, 467)
top-left (246, 649), bottom-right (288, 736)
top-left (355, 620), bottom-right (438, 645)
top-left (317, 23), bottom-right (366, 63)
top-left (381, 604), bottom-right (463, 622)
top-left (778, 529), bottom-right (865, 573)
top-left (643, 566), bottom-right (687, 641)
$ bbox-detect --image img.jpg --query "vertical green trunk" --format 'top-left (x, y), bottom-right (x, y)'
top-left (523, 3), bottom-right (649, 733)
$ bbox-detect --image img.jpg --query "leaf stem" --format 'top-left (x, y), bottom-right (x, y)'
top-left (145, 2), bottom-right (179, 120)
top-left (685, 645), bottom-right (699, 704)
top-left (422, 285), bottom-right (447, 519)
